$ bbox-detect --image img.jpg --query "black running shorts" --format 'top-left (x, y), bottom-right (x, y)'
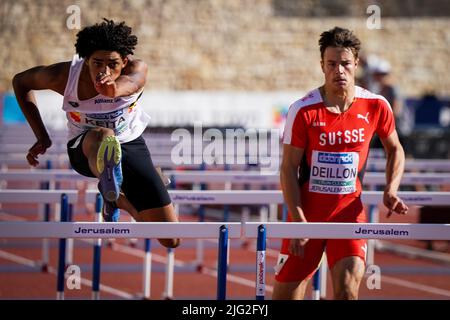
top-left (67, 132), bottom-right (172, 212)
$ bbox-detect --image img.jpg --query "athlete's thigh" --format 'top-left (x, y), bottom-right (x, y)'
top-left (120, 136), bottom-right (171, 212)
top-left (326, 238), bottom-right (367, 271)
top-left (275, 238), bottom-right (326, 283)
top-left (67, 131), bottom-right (95, 177)
top-left (136, 204), bottom-right (179, 223)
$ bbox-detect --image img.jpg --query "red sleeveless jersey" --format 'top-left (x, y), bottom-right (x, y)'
top-left (283, 86), bottom-right (395, 222)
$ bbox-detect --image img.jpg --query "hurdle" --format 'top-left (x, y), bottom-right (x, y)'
top-left (2, 155), bottom-right (450, 172)
top-left (1, 219), bottom-right (449, 299)
top-left (165, 170), bottom-right (450, 185)
top-left (0, 220), bottom-right (241, 300)
top-left (246, 222), bottom-right (450, 300)
top-left (2, 168), bottom-right (448, 236)
top-left (92, 189), bottom-right (449, 299)
top-left (2, 169), bottom-right (450, 187)
top-left (0, 189), bottom-right (78, 203)
top-left (2, 189), bottom-right (450, 299)
top-left (92, 194), bottom-right (103, 300)
top-left (3, 168), bottom-right (448, 228)
top-left (158, 190), bottom-right (449, 205)
top-left (0, 190), bottom-right (73, 299)
top-left (113, 189), bottom-right (450, 299)
top-left (0, 156), bottom-right (213, 170)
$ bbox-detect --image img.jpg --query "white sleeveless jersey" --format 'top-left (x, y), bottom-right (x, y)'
top-left (62, 55), bottom-right (150, 143)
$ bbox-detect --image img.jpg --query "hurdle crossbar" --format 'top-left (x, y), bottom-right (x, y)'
top-left (0, 156), bottom-right (206, 169)
top-left (1, 170), bottom-right (449, 186)
top-left (0, 190), bottom-right (78, 203)
top-left (366, 159), bottom-right (450, 171)
top-left (165, 171), bottom-right (450, 186)
top-left (2, 158), bottom-right (450, 171)
top-left (1, 221), bottom-right (449, 241)
top-left (1, 189), bottom-right (449, 206)
top-left (244, 222), bottom-right (450, 240)
top-left (167, 190), bottom-right (449, 206)
top-left (0, 222), bottom-right (242, 239)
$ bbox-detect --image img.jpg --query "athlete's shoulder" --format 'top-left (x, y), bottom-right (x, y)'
top-left (355, 86), bottom-right (392, 111)
top-left (13, 60), bottom-right (70, 95)
top-left (355, 86), bottom-right (379, 99)
top-left (288, 88), bottom-right (323, 119)
top-left (52, 61), bottom-right (71, 75)
top-left (291, 88), bottom-right (322, 109)
top-left (120, 56), bottom-right (147, 92)
top-left (123, 56), bottom-right (148, 75)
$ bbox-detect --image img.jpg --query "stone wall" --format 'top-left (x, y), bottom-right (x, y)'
top-left (1, 0), bottom-right (449, 97)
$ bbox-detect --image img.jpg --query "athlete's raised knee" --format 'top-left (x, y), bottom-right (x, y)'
top-left (93, 127), bottom-right (115, 140)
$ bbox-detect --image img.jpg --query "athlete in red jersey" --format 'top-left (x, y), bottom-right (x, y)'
top-left (273, 27), bottom-right (408, 300)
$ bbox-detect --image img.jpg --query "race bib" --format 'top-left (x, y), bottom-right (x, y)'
top-left (309, 151), bottom-right (359, 194)
top-left (68, 108), bottom-right (130, 136)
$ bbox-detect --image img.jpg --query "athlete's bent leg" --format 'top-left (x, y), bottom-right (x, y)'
top-left (331, 256), bottom-right (365, 300)
top-left (81, 127), bottom-right (115, 177)
top-left (81, 127), bottom-right (123, 220)
top-left (134, 204), bottom-right (181, 248)
top-left (272, 279), bottom-right (309, 300)
top-left (116, 192), bottom-right (138, 218)
top-left (115, 195), bottom-right (180, 248)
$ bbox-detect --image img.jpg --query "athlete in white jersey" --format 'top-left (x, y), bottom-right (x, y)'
top-left (12, 19), bottom-right (180, 249)
top-left (63, 54), bottom-right (150, 143)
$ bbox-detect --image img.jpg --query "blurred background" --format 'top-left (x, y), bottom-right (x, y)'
top-left (0, 0), bottom-right (449, 158)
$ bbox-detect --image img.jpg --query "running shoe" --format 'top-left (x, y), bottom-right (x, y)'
top-left (102, 198), bottom-right (120, 222)
top-left (97, 136), bottom-right (123, 202)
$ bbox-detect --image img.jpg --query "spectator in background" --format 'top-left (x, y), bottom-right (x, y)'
top-left (355, 53), bottom-right (388, 92)
top-left (371, 59), bottom-right (413, 155)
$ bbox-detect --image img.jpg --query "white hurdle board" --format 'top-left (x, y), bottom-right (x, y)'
top-left (1, 169), bottom-right (450, 186)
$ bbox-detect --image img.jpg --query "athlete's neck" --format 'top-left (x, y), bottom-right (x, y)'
top-left (320, 85), bottom-right (355, 114)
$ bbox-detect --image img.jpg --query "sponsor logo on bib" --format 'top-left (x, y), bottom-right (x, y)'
top-left (310, 151), bottom-right (359, 194)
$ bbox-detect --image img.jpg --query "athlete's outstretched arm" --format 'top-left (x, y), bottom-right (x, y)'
top-left (95, 57), bottom-right (147, 98)
top-left (380, 130), bottom-right (408, 217)
top-left (12, 62), bottom-right (69, 166)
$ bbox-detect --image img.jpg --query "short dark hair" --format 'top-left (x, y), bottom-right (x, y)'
top-left (75, 19), bottom-right (138, 58)
top-left (318, 27), bottom-right (361, 59)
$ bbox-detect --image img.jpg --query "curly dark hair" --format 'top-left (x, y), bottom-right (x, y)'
top-left (319, 27), bottom-right (361, 59)
top-left (75, 19), bottom-right (138, 58)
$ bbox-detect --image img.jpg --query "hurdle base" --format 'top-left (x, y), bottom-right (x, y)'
top-left (196, 264), bottom-right (205, 273)
top-left (241, 240), bottom-right (251, 250)
top-left (133, 293), bottom-right (152, 300)
top-left (106, 239), bottom-right (115, 248)
top-left (40, 264), bottom-right (49, 273)
top-left (128, 242), bottom-right (137, 248)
